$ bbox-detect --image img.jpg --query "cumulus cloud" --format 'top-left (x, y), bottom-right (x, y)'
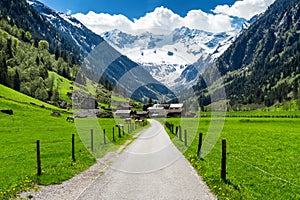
top-left (73, 7), bottom-right (234, 35)
top-left (73, 11), bottom-right (134, 34)
top-left (73, 1), bottom-right (274, 35)
top-left (184, 10), bottom-right (233, 33)
top-left (212, 0), bottom-right (275, 20)
top-left (132, 7), bottom-right (183, 33)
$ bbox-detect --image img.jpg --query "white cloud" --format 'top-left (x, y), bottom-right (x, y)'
top-left (66, 9), bottom-right (72, 15)
top-left (73, 7), bottom-right (234, 35)
top-left (132, 7), bottom-right (183, 34)
top-left (73, 1), bottom-right (274, 35)
top-left (212, 0), bottom-right (275, 20)
top-left (73, 11), bottom-right (134, 34)
top-left (184, 10), bottom-right (233, 33)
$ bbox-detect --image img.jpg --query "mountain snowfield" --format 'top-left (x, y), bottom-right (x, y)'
top-left (100, 27), bottom-right (241, 89)
top-left (28, 0), bottom-right (256, 92)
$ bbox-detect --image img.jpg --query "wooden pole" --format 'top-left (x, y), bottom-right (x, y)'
top-left (197, 133), bottom-right (203, 158)
top-left (179, 126), bottom-right (182, 141)
top-left (112, 127), bottom-right (115, 142)
top-left (184, 129), bottom-right (187, 146)
top-left (171, 124), bottom-right (174, 134)
top-left (118, 127), bottom-right (121, 138)
top-left (72, 134), bottom-right (75, 162)
top-left (103, 129), bottom-right (106, 144)
top-left (221, 139), bottom-right (227, 182)
top-left (91, 129), bottom-right (94, 151)
top-left (36, 140), bottom-right (41, 176)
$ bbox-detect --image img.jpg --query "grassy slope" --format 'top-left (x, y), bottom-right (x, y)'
top-left (0, 84), bottom-right (95, 199)
top-left (0, 84), bottom-right (147, 199)
top-left (0, 85), bottom-right (59, 110)
top-left (165, 117), bottom-right (300, 200)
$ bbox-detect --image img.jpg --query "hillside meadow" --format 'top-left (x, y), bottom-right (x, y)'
top-left (165, 116), bottom-right (300, 199)
top-left (0, 85), bottom-right (146, 199)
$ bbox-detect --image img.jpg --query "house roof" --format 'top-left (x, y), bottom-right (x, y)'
top-left (115, 110), bottom-right (132, 114)
top-left (170, 103), bottom-right (184, 109)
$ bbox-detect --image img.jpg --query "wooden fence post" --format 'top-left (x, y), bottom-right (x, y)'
top-left (197, 133), bottom-right (203, 158)
top-left (184, 129), bottom-right (187, 146)
top-left (221, 139), bottom-right (227, 182)
top-left (112, 127), bottom-right (115, 142)
top-left (36, 140), bottom-right (41, 176)
top-left (72, 134), bottom-right (75, 162)
top-left (176, 126), bottom-right (178, 137)
top-left (118, 127), bottom-right (121, 138)
top-left (179, 126), bottom-right (182, 141)
top-left (91, 129), bottom-right (94, 151)
top-left (103, 129), bottom-right (106, 144)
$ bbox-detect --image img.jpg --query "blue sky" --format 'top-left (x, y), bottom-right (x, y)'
top-left (39, 0), bottom-right (237, 19)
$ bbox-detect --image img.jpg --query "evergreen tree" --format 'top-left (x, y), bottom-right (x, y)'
top-left (54, 47), bottom-right (60, 60)
top-left (35, 56), bottom-right (40, 66)
top-left (0, 55), bottom-right (8, 85)
top-left (298, 87), bottom-right (300, 110)
top-left (51, 86), bottom-right (60, 102)
top-left (35, 87), bottom-right (48, 101)
top-left (5, 38), bottom-right (13, 59)
top-left (13, 69), bottom-right (20, 91)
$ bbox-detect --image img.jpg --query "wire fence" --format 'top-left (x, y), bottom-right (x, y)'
top-left (166, 122), bottom-right (300, 191)
top-left (0, 121), bottom-right (147, 177)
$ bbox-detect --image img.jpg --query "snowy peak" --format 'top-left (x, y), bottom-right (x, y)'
top-left (102, 26), bottom-right (238, 64)
top-left (101, 26), bottom-right (239, 90)
top-left (27, 0), bottom-right (104, 56)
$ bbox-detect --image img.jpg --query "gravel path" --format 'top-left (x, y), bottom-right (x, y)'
top-left (19, 120), bottom-right (216, 200)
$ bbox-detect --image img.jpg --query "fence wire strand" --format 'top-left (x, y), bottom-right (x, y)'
top-left (196, 132), bottom-right (300, 189)
top-left (228, 153), bottom-right (300, 189)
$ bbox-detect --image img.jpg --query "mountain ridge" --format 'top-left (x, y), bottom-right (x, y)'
top-left (194, 0), bottom-right (300, 110)
top-left (28, 0), bottom-right (177, 102)
top-left (27, 0), bottom-right (104, 57)
top-left (101, 26), bottom-right (240, 90)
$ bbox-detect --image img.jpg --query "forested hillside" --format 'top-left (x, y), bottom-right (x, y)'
top-left (0, 19), bottom-right (81, 104)
top-left (194, 0), bottom-right (300, 110)
top-left (0, 0), bottom-right (81, 62)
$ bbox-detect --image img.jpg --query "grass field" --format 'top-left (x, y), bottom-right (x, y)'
top-left (0, 85), bottom-right (146, 199)
top-left (0, 96), bottom-right (95, 199)
top-left (165, 117), bottom-right (300, 199)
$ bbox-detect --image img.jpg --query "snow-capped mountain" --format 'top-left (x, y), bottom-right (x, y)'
top-left (27, 0), bottom-right (104, 56)
top-left (27, 0), bottom-right (177, 102)
top-left (101, 27), bottom-right (239, 90)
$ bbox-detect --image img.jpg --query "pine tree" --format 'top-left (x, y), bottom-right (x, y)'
top-left (5, 38), bottom-right (13, 59)
top-left (298, 87), bottom-right (300, 110)
top-left (0, 56), bottom-right (8, 85)
top-left (35, 87), bottom-right (48, 101)
top-left (54, 47), bottom-right (60, 60)
top-left (51, 86), bottom-right (60, 102)
top-left (13, 69), bottom-right (20, 91)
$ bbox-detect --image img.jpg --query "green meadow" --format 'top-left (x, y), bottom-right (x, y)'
top-left (0, 85), bottom-right (146, 199)
top-left (165, 116), bottom-right (300, 200)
